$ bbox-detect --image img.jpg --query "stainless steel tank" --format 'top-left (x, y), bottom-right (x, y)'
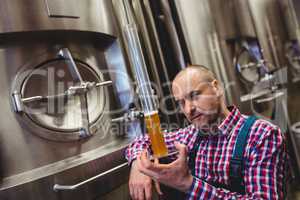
top-left (279, 0), bottom-right (300, 175)
top-left (0, 0), bottom-right (136, 199)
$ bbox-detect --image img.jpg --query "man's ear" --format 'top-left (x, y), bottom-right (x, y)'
top-left (212, 79), bottom-right (222, 97)
top-left (212, 79), bottom-right (219, 92)
top-left (212, 79), bottom-right (218, 87)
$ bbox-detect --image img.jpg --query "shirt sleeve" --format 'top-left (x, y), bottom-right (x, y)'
top-left (125, 125), bottom-right (198, 165)
top-left (186, 127), bottom-right (288, 200)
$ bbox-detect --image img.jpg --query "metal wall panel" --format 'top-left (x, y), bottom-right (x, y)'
top-left (0, 0), bottom-right (118, 36)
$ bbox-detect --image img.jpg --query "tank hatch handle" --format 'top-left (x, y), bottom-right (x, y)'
top-left (57, 48), bottom-right (94, 138)
top-left (11, 81), bottom-right (112, 113)
top-left (53, 162), bottom-right (128, 192)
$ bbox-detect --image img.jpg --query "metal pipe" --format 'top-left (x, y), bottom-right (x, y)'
top-left (96, 80), bottom-right (112, 87)
top-left (160, 0), bottom-right (186, 69)
top-left (19, 80), bottom-right (112, 104)
top-left (53, 162), bottom-right (128, 192)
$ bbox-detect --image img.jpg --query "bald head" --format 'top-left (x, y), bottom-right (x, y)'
top-left (172, 65), bottom-right (217, 95)
top-left (173, 65), bottom-right (216, 84)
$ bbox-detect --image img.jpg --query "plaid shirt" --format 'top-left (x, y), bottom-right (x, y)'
top-left (125, 106), bottom-right (288, 199)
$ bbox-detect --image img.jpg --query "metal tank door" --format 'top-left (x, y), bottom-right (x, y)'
top-left (11, 48), bottom-right (111, 141)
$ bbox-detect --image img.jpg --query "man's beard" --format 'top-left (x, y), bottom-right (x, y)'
top-left (195, 106), bottom-right (223, 135)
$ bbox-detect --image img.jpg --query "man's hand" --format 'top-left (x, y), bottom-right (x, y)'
top-left (137, 142), bottom-right (193, 193)
top-left (129, 159), bottom-right (162, 200)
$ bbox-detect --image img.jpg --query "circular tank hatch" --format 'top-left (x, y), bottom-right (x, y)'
top-left (12, 57), bottom-right (109, 142)
top-left (234, 42), bottom-right (276, 119)
top-left (234, 41), bottom-right (269, 87)
top-left (235, 50), bottom-right (260, 83)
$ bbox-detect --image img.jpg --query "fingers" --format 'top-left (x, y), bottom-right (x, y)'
top-left (154, 158), bottom-right (163, 195)
top-left (139, 151), bottom-right (154, 169)
top-left (129, 181), bottom-right (134, 198)
top-left (129, 177), bottom-right (142, 200)
top-left (174, 142), bottom-right (188, 162)
top-left (137, 156), bottom-right (163, 197)
top-left (129, 159), bottom-right (153, 200)
top-left (129, 179), bottom-right (141, 200)
top-left (137, 186), bottom-right (144, 200)
top-left (129, 177), bottom-right (152, 200)
top-left (138, 151), bottom-right (158, 179)
top-left (139, 151), bottom-right (168, 170)
top-left (144, 180), bottom-right (152, 200)
top-left (154, 180), bottom-right (163, 195)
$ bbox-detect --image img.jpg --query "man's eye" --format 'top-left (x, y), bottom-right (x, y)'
top-left (176, 100), bottom-right (185, 107)
top-left (190, 91), bottom-right (201, 100)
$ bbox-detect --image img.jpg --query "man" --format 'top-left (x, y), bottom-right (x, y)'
top-left (125, 65), bottom-right (287, 200)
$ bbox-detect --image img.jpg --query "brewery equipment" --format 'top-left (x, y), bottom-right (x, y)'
top-left (0, 0), bottom-right (137, 199)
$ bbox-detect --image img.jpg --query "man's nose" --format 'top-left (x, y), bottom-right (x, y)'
top-left (184, 100), bottom-right (196, 116)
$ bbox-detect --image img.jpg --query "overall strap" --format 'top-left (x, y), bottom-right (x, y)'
top-left (229, 116), bottom-right (257, 194)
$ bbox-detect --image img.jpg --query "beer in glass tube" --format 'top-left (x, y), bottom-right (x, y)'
top-left (144, 111), bottom-right (168, 158)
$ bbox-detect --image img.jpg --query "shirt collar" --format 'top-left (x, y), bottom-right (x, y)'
top-left (218, 106), bottom-right (242, 138)
top-left (191, 106), bottom-right (242, 138)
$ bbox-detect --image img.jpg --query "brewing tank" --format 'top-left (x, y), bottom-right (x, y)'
top-left (0, 0), bottom-right (137, 199)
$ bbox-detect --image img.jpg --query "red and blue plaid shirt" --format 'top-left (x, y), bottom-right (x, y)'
top-left (125, 106), bottom-right (288, 199)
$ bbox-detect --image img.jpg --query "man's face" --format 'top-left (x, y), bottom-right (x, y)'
top-left (172, 72), bottom-right (221, 129)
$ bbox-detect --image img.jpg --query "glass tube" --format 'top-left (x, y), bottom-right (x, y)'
top-left (122, 0), bottom-right (168, 158)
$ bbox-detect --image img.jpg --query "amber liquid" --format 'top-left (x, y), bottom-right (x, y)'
top-left (144, 111), bottom-right (168, 158)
